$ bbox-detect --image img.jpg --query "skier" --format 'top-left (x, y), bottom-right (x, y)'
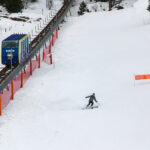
top-left (85, 93), bottom-right (98, 108)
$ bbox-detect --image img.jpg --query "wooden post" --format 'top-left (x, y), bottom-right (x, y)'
top-left (38, 54), bottom-right (41, 68)
top-left (21, 72), bottom-right (24, 88)
top-left (0, 95), bottom-right (2, 116)
top-left (11, 81), bottom-right (14, 100)
top-left (30, 60), bottom-right (32, 75)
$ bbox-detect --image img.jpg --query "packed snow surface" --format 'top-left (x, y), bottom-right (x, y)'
top-left (1, 0), bottom-right (150, 150)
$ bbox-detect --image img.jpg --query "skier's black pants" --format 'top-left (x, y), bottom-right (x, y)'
top-left (87, 101), bottom-right (94, 107)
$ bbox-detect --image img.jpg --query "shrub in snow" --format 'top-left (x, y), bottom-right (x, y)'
top-left (94, 0), bottom-right (108, 2)
top-left (30, 0), bottom-right (38, 2)
top-left (115, 5), bottom-right (124, 10)
top-left (78, 1), bottom-right (89, 16)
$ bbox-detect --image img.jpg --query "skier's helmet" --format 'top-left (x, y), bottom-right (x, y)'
top-left (93, 93), bottom-right (95, 95)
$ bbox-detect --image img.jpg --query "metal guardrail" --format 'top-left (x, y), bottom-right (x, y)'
top-left (0, 0), bottom-right (74, 92)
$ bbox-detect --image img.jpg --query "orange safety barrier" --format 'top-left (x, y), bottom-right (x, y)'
top-left (52, 33), bottom-right (54, 46)
top-left (0, 27), bottom-right (59, 116)
top-left (0, 84), bottom-right (12, 111)
top-left (30, 60), bottom-right (32, 75)
top-left (43, 29), bottom-right (59, 65)
top-left (49, 42), bottom-right (52, 53)
top-left (13, 75), bottom-right (21, 95)
top-left (51, 29), bottom-right (57, 46)
top-left (56, 28), bottom-right (58, 39)
top-left (50, 54), bottom-right (53, 64)
top-left (23, 64), bottom-right (30, 84)
top-left (38, 54), bottom-right (41, 68)
top-left (11, 81), bottom-right (14, 99)
top-left (21, 72), bottom-right (24, 88)
top-left (54, 30), bottom-right (57, 43)
top-left (135, 74), bottom-right (150, 80)
top-left (32, 60), bottom-right (38, 72)
top-left (43, 50), bottom-right (45, 60)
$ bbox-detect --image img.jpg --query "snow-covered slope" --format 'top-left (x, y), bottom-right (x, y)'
top-left (1, 0), bottom-right (150, 150)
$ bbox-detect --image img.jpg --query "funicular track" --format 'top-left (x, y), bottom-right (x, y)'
top-left (0, 0), bottom-right (74, 92)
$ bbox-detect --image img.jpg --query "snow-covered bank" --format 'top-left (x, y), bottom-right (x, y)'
top-left (0, 0), bottom-right (150, 150)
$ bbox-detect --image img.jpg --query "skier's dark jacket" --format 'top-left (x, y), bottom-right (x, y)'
top-left (85, 94), bottom-right (97, 102)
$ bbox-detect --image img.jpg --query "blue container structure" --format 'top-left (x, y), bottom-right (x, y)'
top-left (1, 34), bottom-right (29, 65)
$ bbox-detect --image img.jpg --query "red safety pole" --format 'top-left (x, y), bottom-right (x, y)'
top-left (11, 81), bottom-right (14, 100)
top-left (30, 60), bottom-right (32, 75)
top-left (56, 28), bottom-right (58, 39)
top-left (43, 51), bottom-right (45, 60)
top-left (38, 54), bottom-right (41, 68)
top-left (52, 34), bottom-right (54, 46)
top-left (49, 43), bottom-right (51, 53)
top-left (50, 53), bottom-right (53, 64)
top-left (0, 95), bottom-right (2, 116)
top-left (21, 72), bottom-right (24, 88)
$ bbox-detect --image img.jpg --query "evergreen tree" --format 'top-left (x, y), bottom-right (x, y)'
top-left (0, 0), bottom-right (6, 5)
top-left (5, 0), bottom-right (23, 13)
top-left (30, 0), bottom-right (37, 2)
top-left (78, 1), bottom-right (89, 16)
top-left (148, 0), bottom-right (150, 11)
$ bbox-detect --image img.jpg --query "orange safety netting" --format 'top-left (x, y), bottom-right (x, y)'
top-left (43, 29), bottom-right (58, 65)
top-left (43, 41), bottom-right (52, 65)
top-left (23, 64), bottom-right (31, 84)
top-left (0, 28), bottom-right (58, 115)
top-left (0, 56), bottom-right (40, 114)
top-left (13, 74), bottom-right (21, 94)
